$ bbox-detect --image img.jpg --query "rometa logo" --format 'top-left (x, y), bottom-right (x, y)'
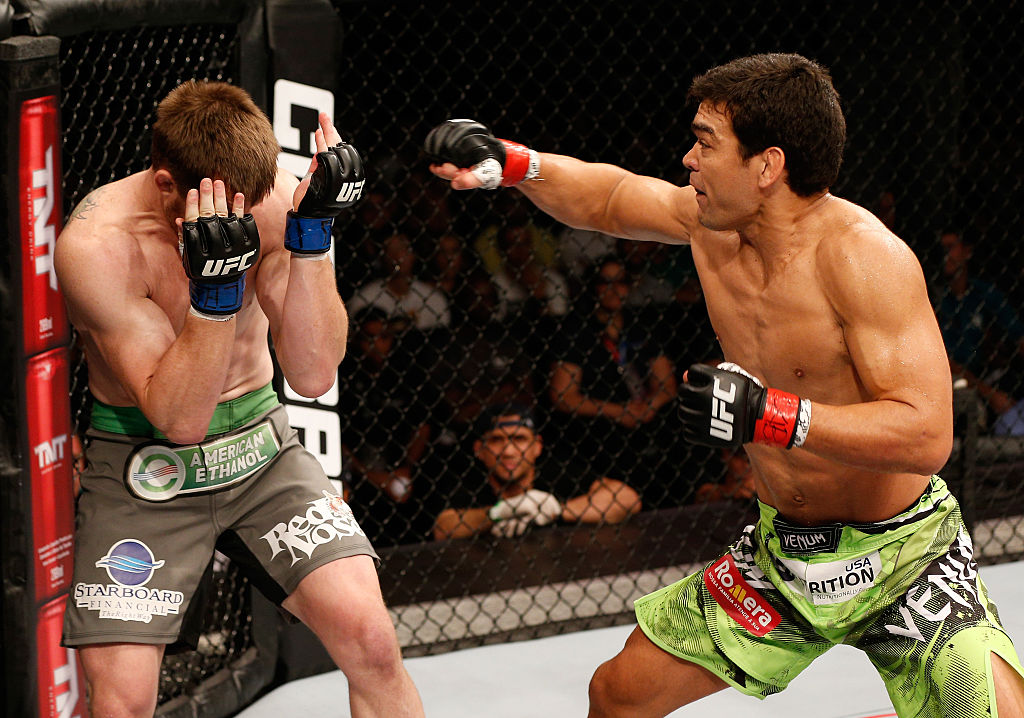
top-left (703, 554), bottom-right (781, 636)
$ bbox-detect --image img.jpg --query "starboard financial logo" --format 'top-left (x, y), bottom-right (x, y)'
top-left (74, 539), bottom-right (183, 623)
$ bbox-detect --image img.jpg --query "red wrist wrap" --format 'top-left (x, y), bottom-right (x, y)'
top-left (753, 388), bottom-right (801, 448)
top-left (499, 139), bottom-right (531, 186)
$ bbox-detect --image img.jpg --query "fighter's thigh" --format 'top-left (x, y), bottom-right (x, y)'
top-left (589, 626), bottom-right (727, 716)
top-left (282, 554), bottom-right (391, 645)
top-left (65, 466), bottom-right (217, 643)
top-left (218, 444), bottom-right (377, 598)
top-left (865, 623), bottom-right (1024, 717)
top-left (79, 642), bottom-right (165, 715)
top-left (993, 651), bottom-right (1024, 718)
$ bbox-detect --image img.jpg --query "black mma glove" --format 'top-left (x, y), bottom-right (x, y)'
top-left (679, 362), bottom-right (812, 450)
top-left (424, 119), bottom-right (539, 189)
top-left (181, 214), bottom-right (260, 320)
top-left (285, 140), bottom-right (366, 256)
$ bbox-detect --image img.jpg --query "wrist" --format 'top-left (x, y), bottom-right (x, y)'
top-left (285, 212), bottom-right (333, 255)
top-left (188, 305), bottom-right (235, 322)
top-left (189, 276), bottom-right (244, 318)
top-left (752, 389), bottom-right (811, 449)
top-left (499, 140), bottom-right (541, 186)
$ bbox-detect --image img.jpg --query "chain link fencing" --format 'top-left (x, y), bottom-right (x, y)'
top-left (53, 0), bottom-right (1024, 708)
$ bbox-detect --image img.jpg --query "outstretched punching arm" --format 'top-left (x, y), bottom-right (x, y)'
top-left (424, 118), bottom-right (693, 245)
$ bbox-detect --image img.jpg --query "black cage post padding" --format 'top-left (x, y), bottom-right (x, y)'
top-left (12, 0), bottom-right (257, 37)
top-left (0, 32), bottom-right (71, 718)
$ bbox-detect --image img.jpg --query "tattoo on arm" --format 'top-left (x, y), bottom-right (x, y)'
top-left (69, 192), bottom-right (100, 222)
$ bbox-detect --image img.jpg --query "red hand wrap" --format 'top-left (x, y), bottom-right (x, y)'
top-left (753, 388), bottom-right (801, 448)
top-left (499, 139), bottom-right (531, 186)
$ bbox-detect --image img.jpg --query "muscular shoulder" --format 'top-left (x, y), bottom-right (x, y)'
top-left (815, 198), bottom-right (926, 320)
top-left (58, 182), bottom-right (143, 272)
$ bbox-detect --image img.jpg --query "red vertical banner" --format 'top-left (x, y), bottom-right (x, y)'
top-left (36, 597), bottom-right (87, 718)
top-left (26, 349), bottom-right (75, 602)
top-left (19, 95), bottom-right (69, 356)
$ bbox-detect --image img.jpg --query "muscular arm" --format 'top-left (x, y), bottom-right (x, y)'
top-left (549, 361), bottom-right (628, 420)
top-left (436, 152), bottom-right (695, 246)
top-left (254, 169), bottom-right (348, 398)
top-left (433, 507), bottom-right (493, 540)
top-left (801, 232), bottom-right (953, 474)
top-left (562, 478), bottom-right (642, 524)
top-left (55, 224), bottom-right (234, 444)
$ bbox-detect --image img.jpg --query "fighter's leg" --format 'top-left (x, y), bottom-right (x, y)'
top-left (282, 554), bottom-right (424, 718)
top-left (588, 626), bottom-right (727, 718)
top-left (78, 642), bottom-right (164, 718)
top-left (993, 652), bottom-right (1024, 717)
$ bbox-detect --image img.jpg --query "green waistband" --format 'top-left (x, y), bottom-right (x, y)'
top-left (90, 382), bottom-right (279, 440)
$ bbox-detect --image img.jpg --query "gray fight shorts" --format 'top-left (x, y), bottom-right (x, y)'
top-left (62, 386), bottom-right (377, 649)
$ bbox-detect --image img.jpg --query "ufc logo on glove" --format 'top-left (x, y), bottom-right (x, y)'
top-left (201, 250), bottom-right (258, 278)
top-left (709, 377), bottom-right (738, 441)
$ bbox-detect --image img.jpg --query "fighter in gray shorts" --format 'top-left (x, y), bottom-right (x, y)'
top-left (63, 383), bottom-right (378, 649)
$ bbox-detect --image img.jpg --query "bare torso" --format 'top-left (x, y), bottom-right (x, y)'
top-left (689, 195), bottom-right (932, 525)
top-left (62, 171), bottom-right (293, 407)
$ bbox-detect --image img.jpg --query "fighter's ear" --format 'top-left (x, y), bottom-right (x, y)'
top-left (757, 146), bottom-right (787, 189)
top-left (153, 168), bottom-right (179, 197)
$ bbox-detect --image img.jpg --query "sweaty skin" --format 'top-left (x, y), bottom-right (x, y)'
top-left (432, 102), bottom-right (953, 526)
top-left (56, 114), bottom-right (348, 444)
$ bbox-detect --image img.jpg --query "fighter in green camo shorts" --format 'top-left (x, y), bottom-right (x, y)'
top-left (635, 476), bottom-right (1024, 716)
top-left (424, 52), bottom-right (1024, 716)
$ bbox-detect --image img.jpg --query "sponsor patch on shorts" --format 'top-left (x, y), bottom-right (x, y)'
top-left (73, 539), bottom-right (184, 623)
top-left (777, 551), bottom-right (881, 605)
top-left (703, 554), bottom-right (781, 636)
top-left (124, 420), bottom-right (280, 501)
top-left (261, 491), bottom-right (366, 565)
top-left (774, 521), bottom-right (842, 554)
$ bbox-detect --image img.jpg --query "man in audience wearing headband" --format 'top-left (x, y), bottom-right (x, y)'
top-left (433, 403), bottom-right (641, 540)
top-left (55, 80), bottom-right (423, 717)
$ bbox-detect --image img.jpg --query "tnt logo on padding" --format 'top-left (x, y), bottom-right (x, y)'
top-left (96, 539), bottom-right (165, 586)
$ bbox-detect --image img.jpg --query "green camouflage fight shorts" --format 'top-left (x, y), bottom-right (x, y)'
top-left (635, 476), bottom-right (1024, 717)
top-left (63, 383), bottom-right (377, 650)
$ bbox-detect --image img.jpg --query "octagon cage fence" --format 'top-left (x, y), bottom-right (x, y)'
top-left (1, 1), bottom-right (1023, 716)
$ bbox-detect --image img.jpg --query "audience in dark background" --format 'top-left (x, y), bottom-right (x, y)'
top-left (332, 198), bottom-right (1023, 547)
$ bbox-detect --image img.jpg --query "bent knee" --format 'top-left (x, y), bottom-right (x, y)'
top-left (588, 656), bottom-right (636, 716)
top-left (346, 613), bottom-right (404, 674)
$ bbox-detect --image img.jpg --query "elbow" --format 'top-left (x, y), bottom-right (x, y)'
top-left (908, 420), bottom-right (954, 476)
top-left (161, 422), bottom-right (210, 446)
top-left (285, 366), bottom-right (339, 400)
top-left (918, 434), bottom-right (954, 477)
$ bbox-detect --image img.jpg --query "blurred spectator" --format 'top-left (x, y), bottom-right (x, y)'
top-left (340, 307), bottom-right (443, 545)
top-left (437, 270), bottom-right (537, 430)
top-left (347, 231), bottom-right (451, 331)
top-left (474, 192), bottom-right (560, 274)
top-left (433, 403), bottom-right (641, 540)
top-left (335, 184), bottom-right (400, 299)
top-left (487, 219), bottom-right (570, 320)
top-left (693, 447), bottom-right (756, 503)
top-left (872, 189), bottom-right (897, 231)
top-left (548, 255), bottom-right (678, 484)
top-left (617, 238), bottom-right (702, 309)
top-left (423, 232), bottom-right (473, 298)
top-left (557, 226), bottom-right (617, 284)
top-left (933, 229), bottom-right (1024, 434)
